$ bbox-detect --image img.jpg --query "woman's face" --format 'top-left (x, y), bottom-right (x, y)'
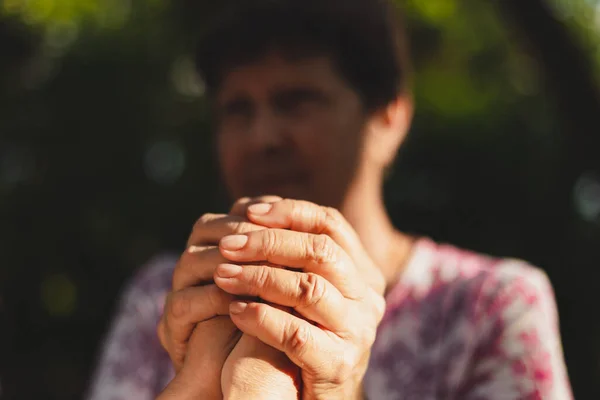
top-left (214, 52), bottom-right (368, 208)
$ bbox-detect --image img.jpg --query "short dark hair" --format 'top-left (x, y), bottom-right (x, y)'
top-left (194, 0), bottom-right (412, 111)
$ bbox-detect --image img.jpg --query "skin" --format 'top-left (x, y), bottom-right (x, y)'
top-left (158, 197), bottom-right (300, 400)
top-left (157, 51), bottom-right (415, 399)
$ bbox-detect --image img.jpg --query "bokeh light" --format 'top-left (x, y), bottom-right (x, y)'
top-left (44, 20), bottom-right (78, 53)
top-left (40, 273), bottom-right (78, 318)
top-left (508, 54), bottom-right (541, 96)
top-left (0, 144), bottom-right (35, 187)
top-left (171, 56), bottom-right (205, 98)
top-left (144, 140), bottom-right (186, 185)
top-left (574, 172), bottom-right (600, 223)
top-left (1, 0), bottom-right (136, 31)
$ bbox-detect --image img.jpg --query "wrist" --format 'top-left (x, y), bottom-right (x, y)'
top-left (224, 373), bottom-right (300, 400)
top-left (223, 341), bottom-right (301, 400)
top-left (304, 378), bottom-right (365, 400)
top-left (353, 380), bottom-right (367, 400)
top-left (225, 384), bottom-right (300, 400)
top-left (158, 369), bottom-right (220, 400)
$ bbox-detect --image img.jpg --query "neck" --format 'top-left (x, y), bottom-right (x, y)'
top-left (339, 173), bottom-right (415, 289)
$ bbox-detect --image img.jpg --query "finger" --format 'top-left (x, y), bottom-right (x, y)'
top-left (229, 301), bottom-right (348, 377)
top-left (187, 214), bottom-right (265, 248)
top-left (162, 285), bottom-right (233, 368)
top-left (174, 243), bottom-right (285, 291)
top-left (172, 315), bottom-right (239, 397)
top-left (160, 316), bottom-right (239, 398)
top-left (173, 246), bottom-right (226, 290)
top-left (246, 199), bottom-right (360, 259)
top-left (229, 196), bottom-right (283, 217)
top-left (165, 284), bottom-right (233, 345)
top-left (214, 263), bottom-right (350, 333)
top-left (246, 199), bottom-right (386, 295)
top-left (219, 229), bottom-right (363, 298)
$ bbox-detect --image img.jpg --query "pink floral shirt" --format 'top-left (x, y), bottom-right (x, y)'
top-left (86, 238), bottom-right (573, 399)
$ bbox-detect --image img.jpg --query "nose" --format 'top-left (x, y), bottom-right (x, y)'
top-left (247, 106), bottom-right (285, 152)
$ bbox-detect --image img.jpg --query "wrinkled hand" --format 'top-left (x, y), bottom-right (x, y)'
top-left (214, 199), bottom-right (386, 399)
top-left (157, 197), bottom-right (299, 399)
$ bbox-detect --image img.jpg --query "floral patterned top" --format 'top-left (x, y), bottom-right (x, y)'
top-left (86, 238), bottom-right (573, 399)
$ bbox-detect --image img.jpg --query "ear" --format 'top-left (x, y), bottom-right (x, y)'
top-left (365, 96), bottom-right (414, 168)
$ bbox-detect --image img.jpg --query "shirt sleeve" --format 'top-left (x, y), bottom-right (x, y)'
top-left (458, 263), bottom-right (573, 399)
top-left (86, 261), bottom-right (173, 400)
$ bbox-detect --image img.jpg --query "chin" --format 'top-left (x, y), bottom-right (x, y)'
top-left (238, 183), bottom-right (310, 202)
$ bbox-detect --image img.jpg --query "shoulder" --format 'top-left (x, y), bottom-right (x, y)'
top-left (371, 239), bottom-right (569, 397)
top-left (86, 253), bottom-right (178, 400)
top-left (389, 238), bottom-right (555, 316)
top-left (128, 252), bottom-right (178, 296)
top-left (97, 252), bottom-right (178, 355)
top-left (119, 252), bottom-right (178, 316)
top-left (384, 237), bottom-right (562, 369)
top-left (382, 237), bottom-right (560, 356)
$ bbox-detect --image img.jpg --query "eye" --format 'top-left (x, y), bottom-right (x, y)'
top-left (220, 98), bottom-right (253, 120)
top-left (275, 89), bottom-right (325, 115)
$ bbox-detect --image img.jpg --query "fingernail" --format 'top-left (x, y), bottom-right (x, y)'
top-left (248, 203), bottom-right (273, 215)
top-left (230, 301), bottom-right (248, 315)
top-left (220, 235), bottom-right (248, 251)
top-left (188, 245), bottom-right (204, 253)
top-left (216, 263), bottom-right (243, 278)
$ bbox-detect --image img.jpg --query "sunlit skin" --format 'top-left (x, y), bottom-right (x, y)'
top-left (157, 52), bottom-right (416, 399)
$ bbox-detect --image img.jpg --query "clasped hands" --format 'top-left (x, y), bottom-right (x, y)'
top-left (157, 197), bottom-right (386, 400)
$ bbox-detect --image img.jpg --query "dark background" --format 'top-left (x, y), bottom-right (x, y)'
top-left (1, 0), bottom-right (599, 398)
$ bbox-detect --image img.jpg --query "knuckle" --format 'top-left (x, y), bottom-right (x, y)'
top-left (188, 213), bottom-right (223, 246)
top-left (322, 207), bottom-right (344, 233)
top-left (263, 229), bottom-right (281, 255)
top-left (229, 197), bottom-right (251, 216)
top-left (311, 234), bottom-right (337, 264)
top-left (157, 319), bottom-right (167, 347)
top-left (290, 199), bottom-right (321, 225)
top-left (226, 219), bottom-right (256, 235)
top-left (251, 266), bottom-right (272, 292)
top-left (196, 213), bottom-right (218, 228)
top-left (288, 198), bottom-right (303, 215)
top-left (360, 324), bottom-right (378, 348)
top-left (172, 246), bottom-right (211, 289)
top-left (372, 273), bottom-right (387, 297)
top-left (177, 249), bottom-right (192, 268)
top-left (373, 293), bottom-right (386, 322)
top-left (298, 273), bottom-right (327, 307)
top-left (234, 197), bottom-right (251, 207)
top-left (169, 291), bottom-right (191, 320)
top-left (287, 323), bottom-right (311, 357)
top-left (252, 302), bottom-right (270, 330)
top-left (205, 284), bottom-right (232, 315)
top-left (170, 346), bottom-right (186, 372)
top-left (163, 293), bottom-right (174, 322)
top-left (205, 284), bottom-right (222, 309)
top-left (172, 253), bottom-right (191, 288)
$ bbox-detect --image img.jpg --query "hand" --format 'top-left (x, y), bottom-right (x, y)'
top-left (157, 197), bottom-right (300, 399)
top-left (214, 199), bottom-right (386, 399)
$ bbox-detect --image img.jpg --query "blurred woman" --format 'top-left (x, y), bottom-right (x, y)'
top-left (87, 1), bottom-right (572, 398)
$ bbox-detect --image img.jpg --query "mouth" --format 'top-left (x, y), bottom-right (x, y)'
top-left (246, 172), bottom-right (310, 196)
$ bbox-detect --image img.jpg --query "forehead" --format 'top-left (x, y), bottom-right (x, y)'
top-left (216, 53), bottom-right (348, 100)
